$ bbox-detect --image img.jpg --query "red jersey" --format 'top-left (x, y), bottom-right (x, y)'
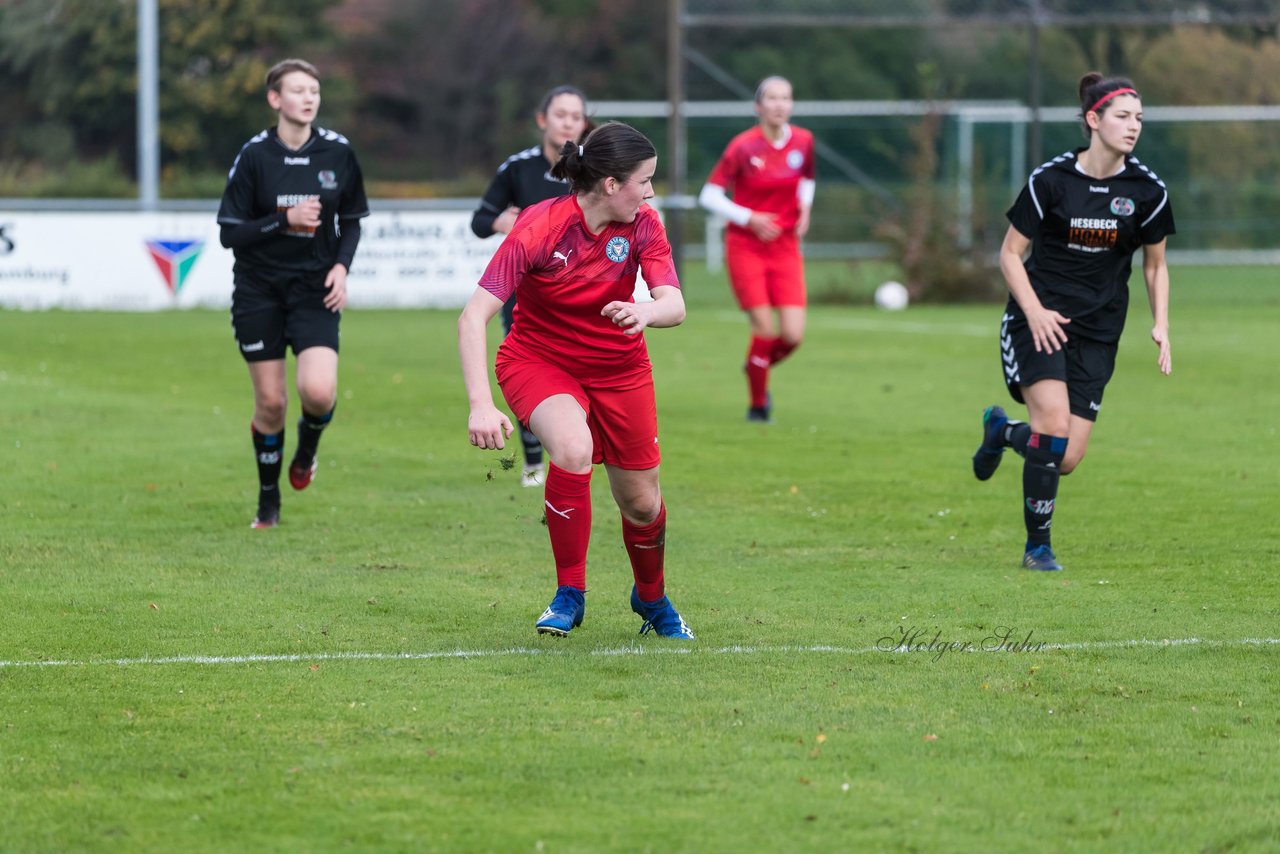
top-left (479, 195), bottom-right (680, 382)
top-left (706, 125), bottom-right (815, 236)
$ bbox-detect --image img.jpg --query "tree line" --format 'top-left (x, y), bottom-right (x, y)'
top-left (2, 0), bottom-right (1278, 202)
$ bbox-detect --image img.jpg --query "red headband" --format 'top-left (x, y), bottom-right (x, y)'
top-left (1088, 87), bottom-right (1138, 114)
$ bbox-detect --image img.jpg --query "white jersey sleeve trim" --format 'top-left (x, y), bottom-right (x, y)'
top-left (798, 178), bottom-right (815, 207)
top-left (698, 183), bottom-right (752, 226)
top-left (1141, 190), bottom-right (1170, 228)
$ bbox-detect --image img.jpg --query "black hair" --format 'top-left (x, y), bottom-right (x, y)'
top-left (538, 85), bottom-right (588, 116)
top-left (1078, 71), bottom-right (1140, 139)
top-left (550, 121), bottom-right (657, 194)
top-left (538, 85), bottom-right (595, 143)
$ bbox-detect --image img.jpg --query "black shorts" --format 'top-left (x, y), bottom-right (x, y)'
top-left (230, 272), bottom-right (340, 362)
top-left (999, 312), bottom-right (1117, 422)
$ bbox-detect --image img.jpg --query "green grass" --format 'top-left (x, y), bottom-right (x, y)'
top-left (2, 263), bottom-right (1278, 851)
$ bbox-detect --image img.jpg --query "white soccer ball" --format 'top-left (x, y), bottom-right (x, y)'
top-left (875, 280), bottom-right (909, 311)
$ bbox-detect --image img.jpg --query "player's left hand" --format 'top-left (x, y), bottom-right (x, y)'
top-left (796, 207), bottom-right (811, 239)
top-left (1151, 324), bottom-right (1171, 375)
top-left (601, 300), bottom-right (652, 336)
top-left (324, 264), bottom-right (349, 312)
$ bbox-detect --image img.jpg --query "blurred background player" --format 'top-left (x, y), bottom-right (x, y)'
top-left (471, 85), bottom-right (592, 488)
top-left (698, 75), bottom-right (815, 423)
top-left (217, 58), bottom-right (370, 528)
top-left (459, 122), bottom-right (694, 640)
top-left (971, 72), bottom-right (1175, 571)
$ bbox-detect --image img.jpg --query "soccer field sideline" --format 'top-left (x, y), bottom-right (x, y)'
top-left (4, 636), bottom-right (1279, 670)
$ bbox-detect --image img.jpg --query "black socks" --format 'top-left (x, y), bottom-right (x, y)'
top-left (1004, 421), bottom-right (1032, 457)
top-left (1022, 433), bottom-right (1067, 547)
top-left (295, 407), bottom-right (334, 463)
top-left (251, 424), bottom-right (284, 502)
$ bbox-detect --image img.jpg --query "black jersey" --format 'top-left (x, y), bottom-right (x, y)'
top-left (217, 126), bottom-right (370, 279)
top-left (1006, 149), bottom-right (1175, 343)
top-left (470, 145), bottom-right (572, 238)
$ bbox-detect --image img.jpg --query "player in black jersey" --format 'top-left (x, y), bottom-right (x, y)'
top-left (970, 72), bottom-right (1175, 572)
top-left (471, 85), bottom-right (591, 488)
top-left (217, 59), bottom-right (370, 529)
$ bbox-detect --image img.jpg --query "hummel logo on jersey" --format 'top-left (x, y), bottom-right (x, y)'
top-left (553, 249), bottom-right (574, 266)
top-left (545, 500), bottom-right (575, 519)
top-left (1089, 185), bottom-right (1109, 193)
top-left (240, 340), bottom-right (265, 352)
top-left (284, 156), bottom-right (311, 165)
top-left (750, 156), bottom-right (765, 170)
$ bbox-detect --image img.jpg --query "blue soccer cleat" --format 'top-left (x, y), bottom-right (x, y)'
top-left (972, 405), bottom-right (1009, 481)
top-left (630, 586), bottom-right (695, 640)
top-left (1022, 544), bottom-right (1064, 572)
top-left (535, 586), bottom-right (585, 637)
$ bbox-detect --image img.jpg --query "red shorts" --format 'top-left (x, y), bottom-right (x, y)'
top-left (495, 358), bottom-right (661, 470)
top-left (725, 229), bottom-right (806, 310)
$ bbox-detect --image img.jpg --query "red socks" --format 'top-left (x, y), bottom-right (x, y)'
top-left (622, 502), bottom-right (666, 602)
top-left (746, 335), bottom-right (772, 408)
top-left (746, 335), bottom-right (800, 408)
top-left (545, 465), bottom-right (669, 600)
top-left (770, 337), bottom-right (798, 365)
top-left (543, 463), bottom-right (592, 590)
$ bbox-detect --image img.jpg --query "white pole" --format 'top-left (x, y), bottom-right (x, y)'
top-left (137, 0), bottom-right (159, 210)
top-left (957, 114), bottom-right (973, 250)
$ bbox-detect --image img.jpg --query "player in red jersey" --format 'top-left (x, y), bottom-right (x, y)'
top-left (458, 122), bottom-right (695, 640)
top-left (699, 76), bottom-right (816, 422)
top-left (470, 85), bottom-right (593, 488)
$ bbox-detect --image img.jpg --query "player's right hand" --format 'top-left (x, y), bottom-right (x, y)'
top-left (748, 211), bottom-right (782, 242)
top-left (468, 406), bottom-right (514, 450)
top-left (1025, 305), bottom-right (1071, 354)
top-left (286, 197), bottom-right (323, 228)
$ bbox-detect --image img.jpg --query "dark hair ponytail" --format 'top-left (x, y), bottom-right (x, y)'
top-left (551, 121), bottom-right (657, 194)
top-left (1078, 71), bottom-right (1140, 139)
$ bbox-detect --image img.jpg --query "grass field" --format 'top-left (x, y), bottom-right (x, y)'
top-left (2, 263), bottom-right (1278, 851)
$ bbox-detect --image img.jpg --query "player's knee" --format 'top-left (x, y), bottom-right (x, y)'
top-left (619, 492), bottom-right (662, 525)
top-left (1037, 416), bottom-right (1071, 437)
top-left (255, 395), bottom-right (287, 427)
top-left (550, 438), bottom-right (593, 472)
top-left (297, 381), bottom-right (336, 414)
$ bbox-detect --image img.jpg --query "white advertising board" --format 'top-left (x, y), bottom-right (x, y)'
top-left (0, 209), bottom-right (500, 311)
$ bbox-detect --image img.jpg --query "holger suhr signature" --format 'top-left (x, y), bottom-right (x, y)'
top-left (877, 625), bottom-right (1047, 661)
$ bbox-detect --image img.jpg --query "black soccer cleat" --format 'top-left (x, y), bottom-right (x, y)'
top-left (251, 493), bottom-right (280, 529)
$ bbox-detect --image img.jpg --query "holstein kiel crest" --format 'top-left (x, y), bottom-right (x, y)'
top-left (145, 239), bottom-right (205, 296)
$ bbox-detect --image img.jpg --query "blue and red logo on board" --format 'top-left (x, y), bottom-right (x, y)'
top-left (145, 239), bottom-right (204, 295)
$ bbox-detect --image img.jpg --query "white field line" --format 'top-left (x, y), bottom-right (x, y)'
top-left (1, 637), bottom-right (1277, 670)
top-left (710, 310), bottom-right (992, 337)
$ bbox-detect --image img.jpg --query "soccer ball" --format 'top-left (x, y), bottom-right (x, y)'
top-left (875, 281), bottom-right (909, 311)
